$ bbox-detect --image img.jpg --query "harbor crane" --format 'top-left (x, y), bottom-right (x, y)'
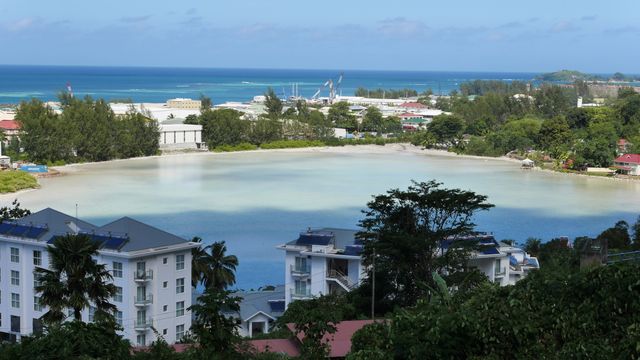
top-left (312, 72), bottom-right (343, 104)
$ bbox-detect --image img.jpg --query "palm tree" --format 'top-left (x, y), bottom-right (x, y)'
top-left (35, 234), bottom-right (117, 325)
top-left (191, 237), bottom-right (238, 290)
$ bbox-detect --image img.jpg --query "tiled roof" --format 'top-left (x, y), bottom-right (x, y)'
top-left (614, 154), bottom-right (640, 164)
top-left (399, 102), bottom-right (428, 109)
top-left (0, 120), bottom-right (19, 130)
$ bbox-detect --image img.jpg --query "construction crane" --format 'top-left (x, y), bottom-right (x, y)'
top-left (312, 73), bottom-right (344, 104)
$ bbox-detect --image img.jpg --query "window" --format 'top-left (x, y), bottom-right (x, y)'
top-left (176, 254), bottom-right (185, 270)
top-left (11, 315), bottom-right (20, 333)
top-left (11, 270), bottom-right (19, 286)
top-left (295, 257), bottom-right (308, 272)
top-left (33, 250), bottom-right (42, 266)
top-left (163, 328), bottom-right (168, 336)
top-left (33, 318), bottom-right (43, 334)
top-left (88, 306), bottom-right (96, 322)
top-left (114, 287), bottom-right (123, 302)
top-left (163, 281), bottom-right (168, 288)
top-left (10, 247), bottom-right (19, 263)
top-left (137, 334), bottom-right (146, 346)
top-left (0, 313), bottom-right (2, 326)
top-left (176, 301), bottom-right (184, 317)
top-left (34, 296), bottom-right (43, 311)
top-left (34, 272), bottom-right (43, 289)
top-left (163, 305), bottom-right (168, 312)
top-left (163, 257), bottom-right (168, 264)
top-left (115, 311), bottom-right (123, 326)
top-left (11, 293), bottom-right (20, 308)
top-left (176, 278), bottom-right (184, 294)
top-left (113, 262), bottom-right (123, 278)
top-left (176, 324), bottom-right (185, 339)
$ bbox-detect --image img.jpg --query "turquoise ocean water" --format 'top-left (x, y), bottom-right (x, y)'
top-left (0, 65), bottom-right (539, 104)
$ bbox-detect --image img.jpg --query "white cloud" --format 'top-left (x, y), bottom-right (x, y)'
top-left (6, 18), bottom-right (36, 32)
top-left (376, 17), bottom-right (428, 37)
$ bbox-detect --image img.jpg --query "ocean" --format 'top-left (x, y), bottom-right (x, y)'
top-left (0, 65), bottom-right (539, 105)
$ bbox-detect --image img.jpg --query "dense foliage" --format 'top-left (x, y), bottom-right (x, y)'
top-left (354, 87), bottom-right (418, 99)
top-left (15, 97), bottom-right (159, 164)
top-left (421, 81), bottom-right (640, 169)
top-left (0, 171), bottom-right (38, 193)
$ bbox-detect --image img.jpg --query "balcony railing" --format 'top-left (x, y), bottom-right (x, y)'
top-left (290, 287), bottom-right (312, 299)
top-left (494, 267), bottom-right (506, 277)
top-left (134, 270), bottom-right (153, 282)
top-left (134, 318), bottom-right (152, 331)
top-left (134, 294), bottom-right (153, 306)
top-left (290, 264), bottom-right (311, 275)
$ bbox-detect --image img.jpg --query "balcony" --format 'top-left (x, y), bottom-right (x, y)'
top-left (290, 287), bottom-right (312, 300)
top-left (134, 270), bottom-right (153, 282)
top-left (134, 294), bottom-right (153, 307)
top-left (290, 264), bottom-right (311, 277)
top-left (134, 318), bottom-right (152, 331)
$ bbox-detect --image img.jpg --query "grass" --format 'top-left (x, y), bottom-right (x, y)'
top-left (0, 171), bottom-right (39, 193)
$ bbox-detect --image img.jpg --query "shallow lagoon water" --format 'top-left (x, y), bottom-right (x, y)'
top-left (3, 149), bottom-right (639, 289)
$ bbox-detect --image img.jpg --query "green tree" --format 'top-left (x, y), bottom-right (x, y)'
top-left (523, 238), bottom-right (542, 257)
top-left (597, 220), bottom-right (631, 250)
top-left (534, 85), bottom-right (575, 118)
top-left (278, 295), bottom-right (347, 360)
top-left (249, 118), bottom-right (283, 145)
top-left (200, 94), bottom-right (213, 111)
top-left (537, 117), bottom-right (573, 157)
top-left (361, 106), bottom-right (384, 133)
top-left (426, 114), bottom-right (465, 147)
top-left (191, 238), bottom-right (239, 290)
top-left (307, 110), bottom-right (334, 139)
top-left (62, 96), bottom-right (119, 161)
top-left (184, 114), bottom-right (200, 125)
top-left (188, 288), bottom-right (242, 355)
top-left (35, 234), bottom-right (117, 324)
top-left (200, 109), bottom-right (249, 147)
top-left (264, 88), bottom-right (283, 120)
top-left (15, 99), bottom-right (72, 163)
top-left (328, 102), bottom-right (357, 131)
top-left (0, 199), bottom-right (31, 221)
top-left (357, 180), bottom-right (494, 308)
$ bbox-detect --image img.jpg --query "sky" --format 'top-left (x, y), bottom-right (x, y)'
top-left (0, 0), bottom-right (638, 73)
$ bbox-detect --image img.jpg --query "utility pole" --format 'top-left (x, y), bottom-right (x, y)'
top-left (371, 248), bottom-right (376, 321)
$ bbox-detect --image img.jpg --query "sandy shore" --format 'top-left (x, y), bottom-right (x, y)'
top-left (51, 143), bottom-right (521, 175)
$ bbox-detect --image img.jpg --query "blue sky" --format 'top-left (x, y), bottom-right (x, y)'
top-left (0, 0), bottom-right (638, 73)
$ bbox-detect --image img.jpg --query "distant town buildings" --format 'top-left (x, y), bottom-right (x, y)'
top-left (166, 98), bottom-right (202, 110)
top-left (0, 208), bottom-right (198, 346)
top-left (223, 286), bottom-right (285, 338)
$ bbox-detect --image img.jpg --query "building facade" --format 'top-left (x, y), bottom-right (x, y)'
top-left (166, 98), bottom-right (202, 109)
top-left (0, 208), bottom-right (199, 346)
top-left (159, 124), bottom-right (204, 150)
top-left (278, 229), bottom-right (539, 307)
top-left (224, 285), bottom-right (285, 338)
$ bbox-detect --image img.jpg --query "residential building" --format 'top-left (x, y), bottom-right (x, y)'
top-left (0, 208), bottom-right (199, 345)
top-left (166, 98), bottom-right (202, 110)
top-left (159, 124), bottom-right (204, 150)
top-left (614, 154), bottom-right (640, 175)
top-left (223, 285), bottom-right (285, 337)
top-left (278, 229), bottom-right (539, 307)
top-left (0, 120), bottom-right (20, 144)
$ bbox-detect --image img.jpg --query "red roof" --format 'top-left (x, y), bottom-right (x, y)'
top-left (614, 154), bottom-right (640, 165)
top-left (247, 339), bottom-right (301, 357)
top-left (287, 319), bottom-right (377, 358)
top-left (397, 112), bottom-right (422, 118)
top-left (0, 120), bottom-right (19, 130)
top-left (618, 139), bottom-right (629, 146)
top-left (399, 102), bottom-right (427, 109)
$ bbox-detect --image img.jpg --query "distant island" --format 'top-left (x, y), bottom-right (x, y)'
top-left (536, 69), bottom-right (640, 82)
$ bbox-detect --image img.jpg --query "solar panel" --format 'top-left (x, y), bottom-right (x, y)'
top-left (296, 232), bottom-right (333, 246)
top-left (481, 247), bottom-right (500, 255)
top-left (509, 256), bottom-right (519, 266)
top-left (47, 236), bottom-right (60, 244)
top-left (269, 300), bottom-right (285, 313)
top-left (23, 227), bottom-right (47, 239)
top-left (8, 225), bottom-right (30, 237)
top-left (344, 245), bottom-right (363, 256)
top-left (102, 236), bottom-right (128, 250)
top-left (0, 222), bottom-right (14, 234)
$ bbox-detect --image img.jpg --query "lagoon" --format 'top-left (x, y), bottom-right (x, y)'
top-left (3, 145), bottom-right (639, 289)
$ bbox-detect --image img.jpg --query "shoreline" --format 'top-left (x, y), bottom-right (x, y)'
top-left (1, 143), bottom-right (628, 198)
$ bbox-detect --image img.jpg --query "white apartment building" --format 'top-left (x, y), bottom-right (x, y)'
top-left (166, 98), bottom-right (202, 109)
top-left (0, 208), bottom-right (199, 346)
top-left (278, 229), bottom-right (539, 307)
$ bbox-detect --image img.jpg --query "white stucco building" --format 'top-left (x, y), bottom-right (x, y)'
top-left (0, 208), bottom-right (199, 346)
top-left (278, 229), bottom-right (539, 308)
top-left (159, 124), bottom-right (204, 150)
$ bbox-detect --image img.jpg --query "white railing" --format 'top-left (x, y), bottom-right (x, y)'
top-left (290, 287), bottom-right (312, 298)
top-left (134, 294), bottom-right (153, 306)
top-left (327, 269), bottom-right (356, 290)
top-left (134, 270), bottom-right (153, 281)
top-left (290, 264), bottom-right (311, 275)
top-left (134, 318), bottom-right (152, 331)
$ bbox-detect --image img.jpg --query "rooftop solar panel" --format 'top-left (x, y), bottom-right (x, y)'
top-left (296, 232), bottom-right (334, 246)
top-left (102, 237), bottom-right (128, 250)
top-left (269, 300), bottom-right (285, 313)
top-left (481, 247), bottom-right (500, 255)
top-left (344, 245), bottom-right (363, 256)
top-left (0, 222), bottom-right (15, 234)
top-left (8, 225), bottom-right (31, 237)
top-left (23, 227), bottom-right (47, 239)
